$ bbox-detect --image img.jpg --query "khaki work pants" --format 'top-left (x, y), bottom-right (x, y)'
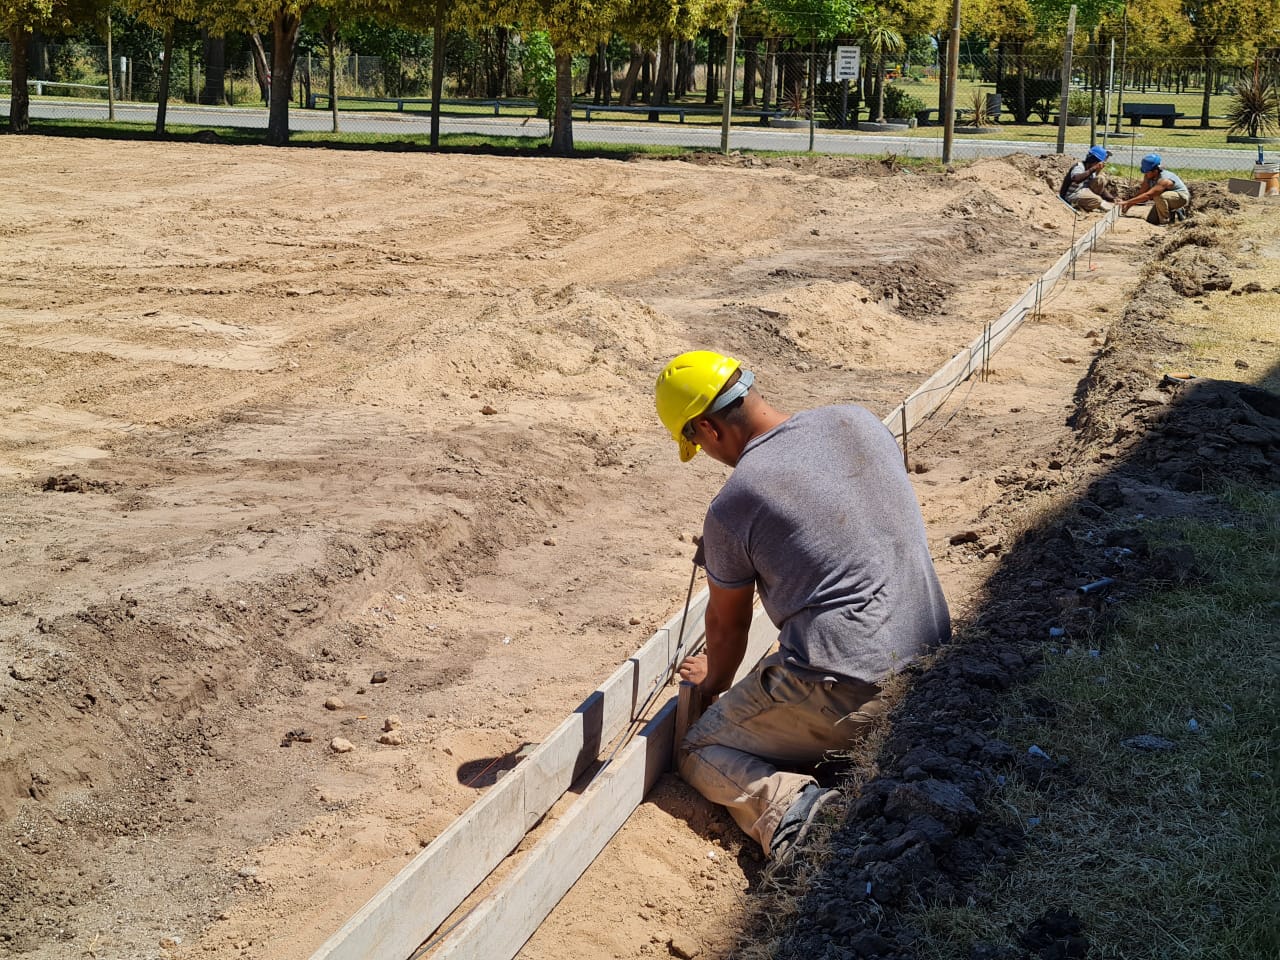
top-left (677, 652), bottom-right (889, 853)
top-left (1150, 190), bottom-right (1189, 225)
top-left (1071, 173), bottom-right (1113, 212)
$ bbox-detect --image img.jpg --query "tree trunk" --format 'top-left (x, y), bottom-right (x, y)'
top-left (1199, 49), bottom-right (1212, 128)
top-left (874, 53), bottom-right (885, 121)
top-left (641, 49), bottom-right (653, 102)
top-left (156, 26), bottom-right (174, 134)
top-left (550, 48), bottom-right (574, 155)
top-left (496, 27), bottom-right (510, 97)
top-left (327, 19), bottom-right (339, 132)
top-left (430, 0), bottom-right (445, 147)
top-left (762, 38), bottom-right (776, 110)
top-left (200, 31), bottom-right (226, 105)
top-left (1016, 43), bottom-right (1027, 124)
top-left (250, 33), bottom-right (271, 103)
top-left (653, 36), bottom-right (673, 109)
top-left (679, 38), bottom-right (695, 99)
top-left (655, 37), bottom-right (675, 106)
top-left (596, 41), bottom-right (611, 104)
top-left (703, 33), bottom-right (717, 104)
top-left (7, 26), bottom-right (31, 133)
top-left (742, 40), bottom-right (758, 106)
top-left (936, 31), bottom-right (948, 119)
top-left (619, 43), bottom-right (642, 105)
top-left (266, 11), bottom-right (301, 146)
top-left (33, 35), bottom-right (49, 81)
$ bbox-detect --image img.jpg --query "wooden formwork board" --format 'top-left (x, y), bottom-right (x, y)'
top-left (884, 206), bottom-right (1118, 439)
top-left (427, 610), bottom-right (779, 960)
top-left (309, 590), bottom-right (709, 960)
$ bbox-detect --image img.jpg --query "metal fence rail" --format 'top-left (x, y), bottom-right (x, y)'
top-left (4, 39), bottom-right (1275, 173)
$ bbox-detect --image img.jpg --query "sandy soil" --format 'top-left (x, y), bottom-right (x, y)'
top-left (0, 138), bottom-right (1157, 960)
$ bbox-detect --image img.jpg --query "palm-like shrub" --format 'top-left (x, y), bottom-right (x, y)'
top-left (1227, 73), bottom-right (1280, 139)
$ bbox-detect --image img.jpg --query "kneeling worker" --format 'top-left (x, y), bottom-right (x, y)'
top-left (654, 351), bottom-right (951, 860)
top-left (1120, 154), bottom-right (1191, 225)
top-left (1061, 145), bottom-right (1117, 211)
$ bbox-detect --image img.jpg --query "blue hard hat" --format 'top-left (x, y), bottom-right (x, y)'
top-left (1140, 154), bottom-right (1162, 173)
top-left (1087, 146), bottom-right (1110, 163)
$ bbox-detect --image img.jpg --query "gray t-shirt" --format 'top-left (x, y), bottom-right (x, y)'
top-left (701, 405), bottom-right (950, 683)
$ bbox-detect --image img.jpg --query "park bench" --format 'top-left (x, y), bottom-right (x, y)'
top-left (1122, 102), bottom-right (1185, 127)
top-left (579, 103), bottom-right (699, 122)
top-left (307, 93), bottom-right (534, 116)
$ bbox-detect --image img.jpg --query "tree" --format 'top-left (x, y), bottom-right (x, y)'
top-left (200, 0), bottom-right (394, 145)
top-left (760, 0), bottom-right (857, 146)
top-left (1181, 0), bottom-right (1250, 127)
top-left (121, 0), bottom-right (199, 133)
top-left (2, 0), bottom-right (97, 132)
top-left (855, 8), bottom-right (904, 121)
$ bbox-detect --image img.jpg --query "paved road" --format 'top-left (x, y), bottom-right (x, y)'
top-left (10, 99), bottom-right (1262, 171)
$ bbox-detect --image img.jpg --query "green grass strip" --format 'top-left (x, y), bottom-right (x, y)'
top-left (912, 486), bottom-right (1280, 959)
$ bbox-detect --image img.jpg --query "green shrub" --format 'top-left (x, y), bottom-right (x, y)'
top-left (1067, 89), bottom-right (1093, 117)
top-left (997, 74), bottom-right (1060, 122)
top-left (518, 31), bottom-right (556, 120)
top-left (883, 83), bottom-right (925, 118)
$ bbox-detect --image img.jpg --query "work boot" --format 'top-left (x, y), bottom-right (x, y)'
top-left (769, 783), bottom-right (839, 862)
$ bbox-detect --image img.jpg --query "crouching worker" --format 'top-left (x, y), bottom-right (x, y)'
top-left (1120, 154), bottom-right (1191, 225)
top-left (1061, 145), bottom-right (1117, 211)
top-left (654, 351), bottom-right (951, 861)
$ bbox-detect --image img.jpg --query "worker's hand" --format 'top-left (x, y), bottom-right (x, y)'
top-left (678, 654), bottom-right (708, 686)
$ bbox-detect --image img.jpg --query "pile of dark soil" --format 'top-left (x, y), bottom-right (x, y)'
top-left (744, 194), bottom-right (1276, 960)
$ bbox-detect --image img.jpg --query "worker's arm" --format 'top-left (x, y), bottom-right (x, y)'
top-left (1070, 160), bottom-right (1103, 184)
top-left (678, 579), bottom-right (755, 698)
top-left (1121, 174), bottom-right (1171, 210)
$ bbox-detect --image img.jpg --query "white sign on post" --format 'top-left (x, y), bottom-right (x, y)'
top-left (835, 46), bottom-right (861, 81)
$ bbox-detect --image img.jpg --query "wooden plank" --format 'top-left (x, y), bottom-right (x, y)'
top-left (430, 608), bottom-right (776, 960)
top-left (308, 591), bottom-right (708, 960)
top-left (672, 681), bottom-right (706, 771)
top-left (429, 698), bottom-right (680, 960)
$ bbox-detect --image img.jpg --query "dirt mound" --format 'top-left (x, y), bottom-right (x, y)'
top-left (676, 152), bottom-right (909, 179)
top-left (999, 151), bottom-right (1076, 191)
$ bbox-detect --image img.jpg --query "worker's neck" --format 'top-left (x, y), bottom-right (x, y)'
top-left (725, 404), bottom-right (789, 467)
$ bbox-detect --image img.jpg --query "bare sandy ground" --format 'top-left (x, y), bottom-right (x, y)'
top-left (0, 138), bottom-right (1155, 960)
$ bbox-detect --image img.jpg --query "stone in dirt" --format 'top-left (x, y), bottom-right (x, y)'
top-left (378, 730), bottom-right (404, 746)
top-left (383, 716), bottom-right (401, 731)
top-left (884, 779), bottom-right (980, 827)
top-left (668, 934), bottom-right (701, 959)
top-left (371, 671), bottom-right (389, 684)
top-left (324, 697), bottom-right (344, 711)
top-left (1120, 734), bottom-right (1177, 752)
top-left (329, 738), bottom-right (355, 754)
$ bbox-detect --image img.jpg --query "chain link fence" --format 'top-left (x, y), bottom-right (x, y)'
top-left (3, 34), bottom-right (1276, 175)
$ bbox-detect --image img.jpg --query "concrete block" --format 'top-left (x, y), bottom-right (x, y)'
top-left (1227, 177), bottom-right (1266, 197)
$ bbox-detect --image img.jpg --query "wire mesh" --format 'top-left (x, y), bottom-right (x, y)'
top-left (2, 35), bottom-right (1276, 174)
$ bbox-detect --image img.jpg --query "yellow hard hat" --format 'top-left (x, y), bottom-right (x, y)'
top-left (655, 350), bottom-right (742, 462)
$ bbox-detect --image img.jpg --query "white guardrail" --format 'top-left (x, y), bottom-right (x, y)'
top-left (309, 203), bottom-right (1124, 960)
top-left (0, 79), bottom-right (111, 95)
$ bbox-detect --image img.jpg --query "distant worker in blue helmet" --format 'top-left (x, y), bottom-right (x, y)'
top-left (1060, 145), bottom-right (1117, 212)
top-left (1120, 154), bottom-right (1191, 225)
